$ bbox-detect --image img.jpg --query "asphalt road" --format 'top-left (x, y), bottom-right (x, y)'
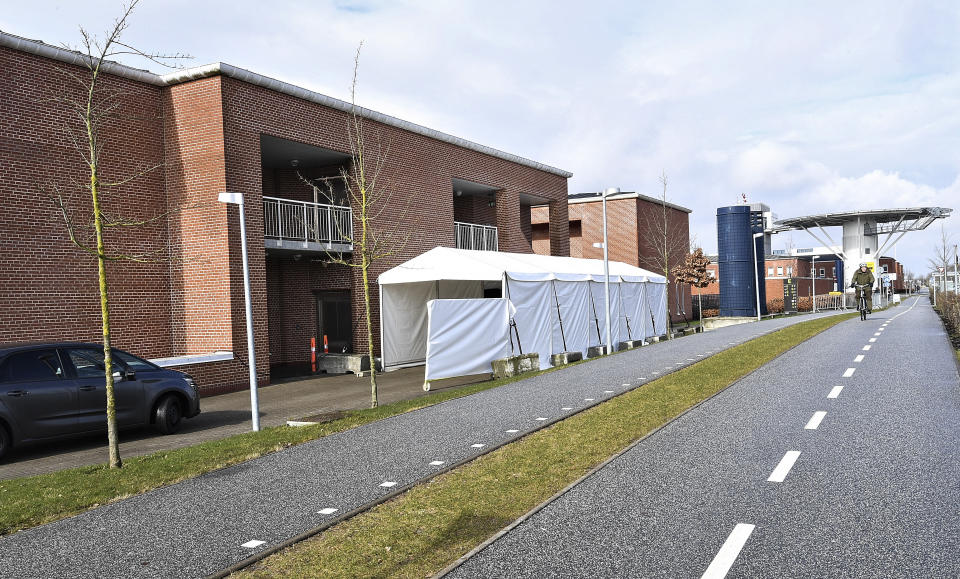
top-left (448, 296), bottom-right (960, 578)
top-left (0, 309), bottom-right (847, 578)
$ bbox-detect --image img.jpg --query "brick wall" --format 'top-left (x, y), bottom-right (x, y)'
top-left (0, 45), bottom-right (173, 358)
top-left (2, 43), bottom-right (570, 393)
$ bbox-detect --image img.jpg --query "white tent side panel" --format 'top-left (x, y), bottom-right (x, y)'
top-left (589, 280), bottom-right (624, 346)
top-left (382, 280), bottom-right (482, 368)
top-left (425, 299), bottom-right (511, 381)
top-left (619, 281), bottom-right (644, 342)
top-left (507, 278), bottom-right (555, 370)
top-left (553, 280), bottom-right (591, 356)
top-left (643, 282), bottom-right (667, 337)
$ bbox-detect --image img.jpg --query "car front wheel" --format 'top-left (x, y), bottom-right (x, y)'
top-left (154, 395), bottom-right (183, 435)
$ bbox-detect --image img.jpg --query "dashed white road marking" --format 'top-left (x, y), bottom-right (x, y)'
top-left (854, 355), bottom-right (864, 362)
top-left (701, 523), bottom-right (756, 579)
top-left (471, 443), bottom-right (486, 448)
top-left (535, 417), bottom-right (548, 421)
top-left (561, 407), bottom-right (573, 411)
top-left (604, 390), bottom-right (614, 393)
top-left (878, 327), bottom-right (885, 331)
top-left (768, 451), bottom-right (801, 482)
top-left (241, 540), bottom-right (266, 549)
top-left (874, 332), bottom-right (881, 336)
top-left (318, 508), bottom-right (338, 515)
top-left (805, 411), bottom-right (827, 430)
top-left (584, 398), bottom-right (595, 402)
top-left (862, 345), bottom-right (871, 351)
top-left (828, 386), bottom-right (843, 399)
top-left (506, 429), bottom-right (520, 433)
top-left (843, 368), bottom-right (856, 377)
top-left (380, 481), bottom-right (398, 487)
top-left (429, 461), bottom-right (445, 466)
top-left (622, 383), bottom-right (630, 387)
top-left (869, 338), bottom-right (877, 343)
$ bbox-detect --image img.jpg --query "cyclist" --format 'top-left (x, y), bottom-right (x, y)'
top-left (850, 263), bottom-right (875, 314)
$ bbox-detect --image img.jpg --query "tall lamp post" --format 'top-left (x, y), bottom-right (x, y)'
top-left (218, 192), bottom-right (261, 432)
top-left (811, 255), bottom-right (821, 313)
top-left (752, 232), bottom-right (764, 322)
top-left (601, 187), bottom-right (619, 353)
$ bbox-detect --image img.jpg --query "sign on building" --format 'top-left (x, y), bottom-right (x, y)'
top-left (783, 277), bottom-right (798, 313)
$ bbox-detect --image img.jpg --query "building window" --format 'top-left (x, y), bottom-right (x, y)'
top-left (787, 266), bottom-right (793, 276)
top-left (819, 268), bottom-right (825, 277)
top-left (777, 266), bottom-right (783, 276)
top-left (767, 267), bottom-right (774, 276)
top-left (708, 270), bottom-right (716, 278)
top-left (882, 265), bottom-right (888, 273)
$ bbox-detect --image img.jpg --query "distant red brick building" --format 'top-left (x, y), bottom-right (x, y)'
top-left (0, 32), bottom-right (571, 394)
top-left (531, 192), bottom-right (693, 323)
top-left (700, 253), bottom-right (906, 310)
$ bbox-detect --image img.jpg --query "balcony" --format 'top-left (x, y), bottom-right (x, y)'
top-left (263, 196), bottom-right (353, 253)
top-left (455, 221), bottom-right (498, 251)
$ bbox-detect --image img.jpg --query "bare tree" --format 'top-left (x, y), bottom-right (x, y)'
top-left (673, 248), bottom-right (714, 327)
top-left (928, 223), bottom-right (955, 297)
top-left (640, 171), bottom-right (689, 339)
top-left (303, 45), bottom-right (414, 408)
top-left (48, 0), bottom-right (187, 468)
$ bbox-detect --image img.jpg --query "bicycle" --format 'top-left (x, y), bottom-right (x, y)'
top-left (853, 283), bottom-right (871, 321)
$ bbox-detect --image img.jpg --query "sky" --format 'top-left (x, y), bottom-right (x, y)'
top-left (3, 0), bottom-right (959, 276)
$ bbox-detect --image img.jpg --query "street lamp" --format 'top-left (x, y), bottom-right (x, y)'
top-left (218, 192), bottom-right (261, 432)
top-left (811, 255), bottom-right (821, 313)
top-left (601, 187), bottom-right (619, 353)
top-left (752, 232), bottom-right (764, 322)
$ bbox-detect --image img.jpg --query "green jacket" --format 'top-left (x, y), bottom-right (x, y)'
top-left (851, 269), bottom-right (875, 288)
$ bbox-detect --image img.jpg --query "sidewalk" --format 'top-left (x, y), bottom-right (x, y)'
top-left (0, 310), bottom-right (848, 578)
top-left (0, 366), bottom-right (486, 480)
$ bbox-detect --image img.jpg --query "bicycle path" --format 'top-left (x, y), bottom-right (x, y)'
top-left (447, 296), bottom-right (960, 577)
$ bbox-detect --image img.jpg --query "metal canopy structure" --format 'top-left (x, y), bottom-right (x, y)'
top-left (772, 206), bottom-right (952, 287)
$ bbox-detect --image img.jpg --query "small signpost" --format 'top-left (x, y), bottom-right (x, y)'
top-left (783, 277), bottom-right (798, 313)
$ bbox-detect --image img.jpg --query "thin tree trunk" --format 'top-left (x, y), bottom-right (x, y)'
top-left (363, 257), bottom-right (377, 408)
top-left (91, 165), bottom-right (122, 469)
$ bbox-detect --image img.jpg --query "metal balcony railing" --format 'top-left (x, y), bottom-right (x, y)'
top-left (455, 221), bottom-right (498, 251)
top-left (263, 196), bottom-right (352, 250)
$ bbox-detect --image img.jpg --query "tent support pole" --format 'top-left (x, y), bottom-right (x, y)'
top-left (620, 282), bottom-right (632, 341)
top-left (589, 283), bottom-right (602, 343)
top-left (552, 279), bottom-right (568, 352)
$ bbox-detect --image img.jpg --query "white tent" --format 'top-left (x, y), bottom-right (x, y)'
top-left (378, 247), bottom-right (667, 375)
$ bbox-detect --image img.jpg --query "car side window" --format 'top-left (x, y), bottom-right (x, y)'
top-left (112, 350), bottom-right (154, 372)
top-left (67, 349), bottom-right (107, 379)
top-left (1, 350), bottom-right (64, 382)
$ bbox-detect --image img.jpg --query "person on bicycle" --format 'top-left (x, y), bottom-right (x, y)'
top-left (851, 263), bottom-right (875, 313)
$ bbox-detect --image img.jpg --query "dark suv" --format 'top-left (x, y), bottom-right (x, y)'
top-left (0, 343), bottom-right (201, 460)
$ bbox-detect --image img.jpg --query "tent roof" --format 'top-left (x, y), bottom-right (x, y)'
top-left (378, 247), bottom-right (667, 285)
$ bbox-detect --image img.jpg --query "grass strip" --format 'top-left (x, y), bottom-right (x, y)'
top-left (237, 313), bottom-right (856, 578)
top-left (0, 369), bottom-right (574, 536)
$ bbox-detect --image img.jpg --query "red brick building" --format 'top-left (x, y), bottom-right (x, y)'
top-left (530, 192), bottom-right (693, 322)
top-left (0, 32), bottom-right (571, 394)
top-left (701, 253), bottom-right (907, 311)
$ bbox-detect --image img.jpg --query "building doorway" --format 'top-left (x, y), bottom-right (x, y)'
top-left (317, 291), bottom-right (352, 354)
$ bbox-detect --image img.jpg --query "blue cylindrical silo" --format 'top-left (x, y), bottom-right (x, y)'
top-left (717, 206), bottom-right (765, 317)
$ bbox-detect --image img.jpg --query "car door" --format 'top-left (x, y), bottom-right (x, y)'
top-left (0, 349), bottom-right (77, 440)
top-left (66, 348), bottom-right (146, 430)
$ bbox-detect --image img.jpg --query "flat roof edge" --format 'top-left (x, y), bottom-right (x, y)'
top-left (1, 30), bottom-right (572, 179)
top-left (568, 192), bottom-right (692, 213)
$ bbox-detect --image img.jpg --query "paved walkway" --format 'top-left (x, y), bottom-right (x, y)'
top-left (0, 310), bottom-right (848, 578)
top-left (0, 366), bottom-right (485, 480)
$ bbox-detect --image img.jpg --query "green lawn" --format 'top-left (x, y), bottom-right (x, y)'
top-left (237, 313), bottom-right (855, 578)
